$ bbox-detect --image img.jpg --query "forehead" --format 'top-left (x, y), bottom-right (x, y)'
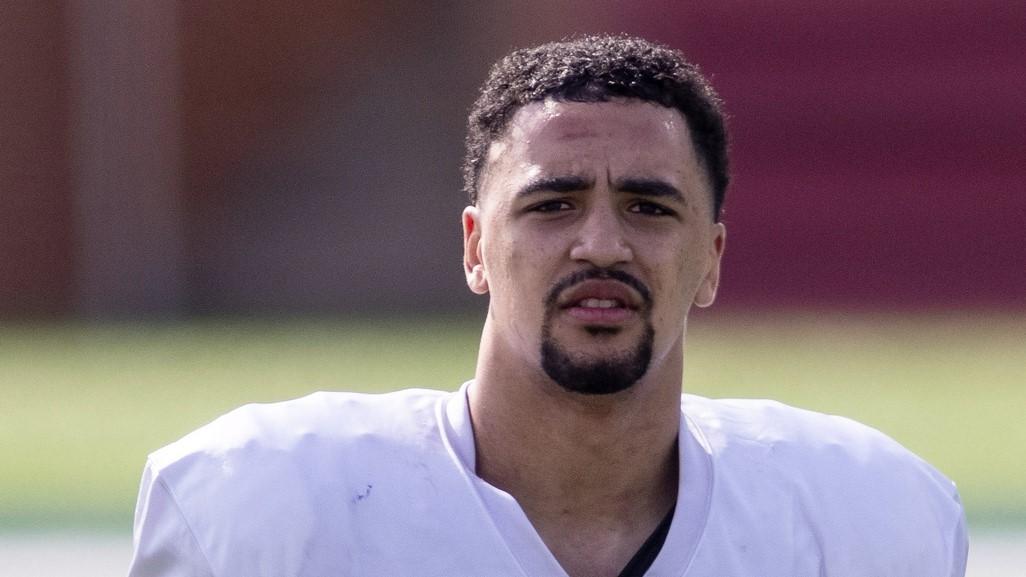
top-left (481, 99), bottom-right (705, 201)
top-left (508, 99), bottom-right (687, 146)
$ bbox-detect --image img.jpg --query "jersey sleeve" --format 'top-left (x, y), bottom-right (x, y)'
top-left (128, 459), bottom-right (216, 577)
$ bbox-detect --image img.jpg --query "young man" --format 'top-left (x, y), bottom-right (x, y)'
top-left (130, 36), bottom-right (967, 577)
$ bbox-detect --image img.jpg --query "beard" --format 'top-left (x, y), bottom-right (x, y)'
top-left (539, 269), bottom-right (654, 395)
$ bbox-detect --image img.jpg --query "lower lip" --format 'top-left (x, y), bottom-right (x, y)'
top-left (564, 306), bottom-right (635, 324)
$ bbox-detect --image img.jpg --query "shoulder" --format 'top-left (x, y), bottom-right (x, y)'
top-left (682, 394), bottom-right (961, 501)
top-left (682, 395), bottom-right (967, 573)
top-left (132, 388), bottom-right (470, 573)
top-left (147, 388), bottom-right (450, 492)
top-left (683, 394), bottom-right (919, 465)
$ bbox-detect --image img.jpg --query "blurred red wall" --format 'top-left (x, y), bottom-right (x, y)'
top-left (0, 4), bottom-right (74, 316)
top-left (2, 1), bottom-right (1023, 316)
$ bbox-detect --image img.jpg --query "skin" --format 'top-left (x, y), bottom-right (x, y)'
top-left (462, 99), bottom-right (725, 577)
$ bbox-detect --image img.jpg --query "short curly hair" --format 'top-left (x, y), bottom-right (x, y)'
top-left (463, 35), bottom-right (729, 221)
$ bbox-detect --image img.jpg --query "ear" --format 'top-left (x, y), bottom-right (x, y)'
top-left (462, 206), bottom-right (489, 295)
top-left (693, 223), bottom-right (725, 308)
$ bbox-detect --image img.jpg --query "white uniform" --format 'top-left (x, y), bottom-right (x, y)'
top-left (129, 382), bottom-right (967, 576)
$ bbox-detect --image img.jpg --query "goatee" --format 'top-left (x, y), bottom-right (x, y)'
top-left (540, 269), bottom-right (654, 395)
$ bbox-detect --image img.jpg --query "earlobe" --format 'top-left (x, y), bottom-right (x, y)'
top-left (694, 223), bottom-right (726, 308)
top-left (469, 264), bottom-right (488, 294)
top-left (462, 206), bottom-right (489, 295)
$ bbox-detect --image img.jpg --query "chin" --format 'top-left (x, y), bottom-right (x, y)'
top-left (540, 324), bottom-right (654, 396)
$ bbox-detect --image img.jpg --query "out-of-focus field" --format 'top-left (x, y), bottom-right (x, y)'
top-left (1, 312), bottom-right (1024, 534)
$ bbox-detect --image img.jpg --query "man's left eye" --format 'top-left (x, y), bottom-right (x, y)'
top-left (629, 202), bottom-right (674, 216)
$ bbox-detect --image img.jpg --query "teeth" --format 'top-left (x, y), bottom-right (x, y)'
top-left (579, 298), bottom-right (619, 309)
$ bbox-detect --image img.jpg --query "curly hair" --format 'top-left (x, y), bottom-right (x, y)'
top-left (463, 35), bottom-right (729, 221)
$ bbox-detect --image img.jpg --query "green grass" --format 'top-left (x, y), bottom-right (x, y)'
top-left (1, 312), bottom-right (1023, 531)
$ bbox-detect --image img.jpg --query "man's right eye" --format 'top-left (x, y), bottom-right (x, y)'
top-left (528, 200), bottom-right (573, 212)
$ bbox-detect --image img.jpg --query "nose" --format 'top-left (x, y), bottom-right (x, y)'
top-left (568, 202), bottom-right (634, 268)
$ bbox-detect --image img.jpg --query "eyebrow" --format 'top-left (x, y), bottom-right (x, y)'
top-left (515, 175), bottom-right (593, 198)
top-left (514, 175), bottom-right (687, 204)
top-left (615, 178), bottom-right (686, 203)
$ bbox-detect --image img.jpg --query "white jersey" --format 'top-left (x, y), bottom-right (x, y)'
top-left (129, 382), bottom-right (967, 576)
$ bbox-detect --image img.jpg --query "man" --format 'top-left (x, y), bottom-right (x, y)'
top-left (130, 35), bottom-right (967, 576)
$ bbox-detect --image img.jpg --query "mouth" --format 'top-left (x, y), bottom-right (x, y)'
top-left (558, 280), bottom-right (642, 325)
top-left (576, 298), bottom-right (625, 309)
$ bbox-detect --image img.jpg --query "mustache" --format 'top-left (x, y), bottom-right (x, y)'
top-left (544, 268), bottom-right (652, 310)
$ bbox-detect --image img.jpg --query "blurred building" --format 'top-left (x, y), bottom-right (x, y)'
top-left (2, 1), bottom-right (1024, 318)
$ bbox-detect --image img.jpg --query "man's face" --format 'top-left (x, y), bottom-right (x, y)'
top-left (463, 99), bottom-right (725, 395)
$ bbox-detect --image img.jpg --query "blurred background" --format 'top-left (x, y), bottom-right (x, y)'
top-left (2, 1), bottom-right (1024, 575)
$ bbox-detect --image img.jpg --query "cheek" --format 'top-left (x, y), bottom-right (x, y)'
top-left (646, 243), bottom-right (697, 319)
top-left (487, 233), bottom-right (529, 289)
top-left (481, 226), bottom-right (549, 312)
top-left (497, 225), bottom-right (564, 276)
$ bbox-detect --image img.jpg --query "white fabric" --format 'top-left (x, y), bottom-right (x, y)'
top-left (129, 383), bottom-right (968, 576)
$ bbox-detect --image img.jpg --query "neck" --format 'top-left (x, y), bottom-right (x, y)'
top-left (468, 319), bottom-right (683, 576)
